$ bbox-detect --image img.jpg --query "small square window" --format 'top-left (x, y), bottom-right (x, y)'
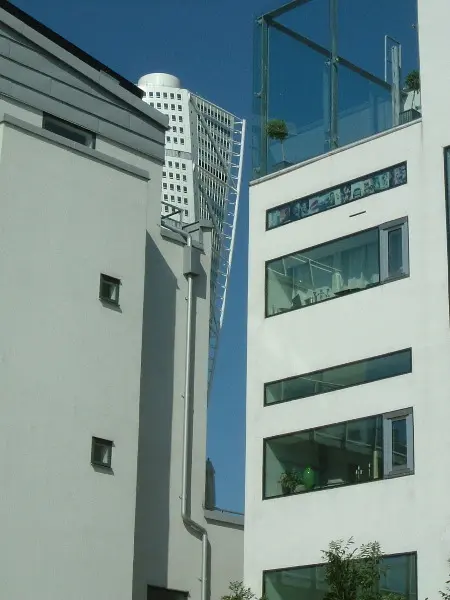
top-left (163, 182), bottom-right (167, 190)
top-left (178, 105), bottom-right (182, 111)
top-left (170, 184), bottom-right (174, 191)
top-left (179, 116), bottom-right (183, 122)
top-left (157, 103), bottom-right (161, 109)
top-left (163, 194), bottom-right (168, 200)
top-left (175, 162), bottom-right (180, 169)
top-left (169, 172), bottom-right (174, 179)
top-left (174, 137), bottom-right (178, 143)
top-left (156, 92), bottom-right (160, 98)
top-left (150, 102), bottom-right (154, 107)
top-left (171, 104), bottom-right (175, 110)
top-left (99, 274), bottom-right (120, 306)
top-left (180, 127), bottom-right (184, 134)
top-left (176, 174), bottom-right (180, 180)
top-left (91, 437), bottom-right (113, 468)
top-left (172, 126), bottom-right (177, 133)
top-left (184, 210), bottom-right (188, 216)
top-left (163, 92), bottom-right (167, 98)
top-left (149, 91), bottom-right (154, 97)
top-left (183, 186), bottom-right (187, 193)
top-left (170, 195), bottom-right (175, 201)
top-left (163, 171), bottom-right (166, 178)
top-left (177, 196), bottom-right (182, 203)
top-left (182, 175), bottom-right (187, 182)
top-left (177, 185), bottom-right (181, 192)
top-left (180, 138), bottom-right (184, 145)
top-left (164, 205), bottom-right (169, 213)
top-left (182, 164), bottom-right (186, 170)
top-left (168, 161), bottom-right (173, 168)
top-left (177, 93), bottom-right (182, 100)
top-left (184, 198), bottom-right (188, 204)
top-left (170, 93), bottom-right (174, 99)
top-left (171, 115), bottom-right (176, 122)
top-left (167, 136), bottom-right (171, 142)
top-left (164, 103), bottom-right (168, 110)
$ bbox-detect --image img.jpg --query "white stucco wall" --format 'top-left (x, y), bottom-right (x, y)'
top-left (245, 5), bottom-right (450, 589)
top-left (0, 120), bottom-right (151, 599)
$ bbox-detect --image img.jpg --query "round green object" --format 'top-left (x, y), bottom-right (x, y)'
top-left (303, 467), bottom-right (315, 489)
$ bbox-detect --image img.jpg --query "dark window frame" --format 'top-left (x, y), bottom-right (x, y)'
top-left (444, 147), bottom-right (450, 323)
top-left (262, 552), bottom-right (418, 600)
top-left (42, 114), bottom-right (96, 148)
top-left (99, 273), bottom-right (121, 307)
top-left (91, 437), bottom-right (113, 468)
top-left (262, 407), bottom-right (414, 500)
top-left (265, 220), bottom-right (409, 318)
top-left (264, 348), bottom-right (412, 407)
top-left (266, 162), bottom-right (407, 231)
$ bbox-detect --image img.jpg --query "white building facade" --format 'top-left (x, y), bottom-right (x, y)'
top-left (137, 73), bottom-right (245, 390)
top-left (0, 3), bottom-right (242, 599)
top-left (245, 1), bottom-right (450, 599)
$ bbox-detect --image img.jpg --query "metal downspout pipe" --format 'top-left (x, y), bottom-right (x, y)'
top-left (181, 233), bottom-right (208, 600)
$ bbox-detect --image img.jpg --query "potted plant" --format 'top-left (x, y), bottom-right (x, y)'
top-left (279, 469), bottom-right (302, 495)
top-left (266, 119), bottom-right (289, 167)
top-left (404, 69), bottom-right (420, 107)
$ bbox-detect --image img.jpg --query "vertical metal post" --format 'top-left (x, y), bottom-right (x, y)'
top-left (391, 44), bottom-right (401, 127)
top-left (260, 16), bottom-right (269, 175)
top-left (329, 0), bottom-right (339, 149)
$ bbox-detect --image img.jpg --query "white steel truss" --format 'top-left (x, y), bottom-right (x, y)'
top-left (189, 95), bottom-right (246, 399)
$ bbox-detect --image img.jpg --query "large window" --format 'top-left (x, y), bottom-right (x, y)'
top-left (266, 220), bottom-right (409, 317)
top-left (266, 163), bottom-right (407, 230)
top-left (264, 554), bottom-right (417, 600)
top-left (265, 349), bottom-right (412, 406)
top-left (263, 409), bottom-right (413, 499)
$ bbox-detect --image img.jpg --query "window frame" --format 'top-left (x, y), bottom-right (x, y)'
top-left (266, 162), bottom-right (408, 231)
top-left (91, 437), bottom-right (113, 468)
top-left (99, 273), bottom-right (121, 307)
top-left (262, 407), bottom-right (414, 500)
top-left (380, 218), bottom-right (410, 281)
top-left (264, 348), bottom-right (412, 407)
top-left (265, 220), bottom-right (410, 318)
top-left (42, 114), bottom-right (96, 148)
top-left (383, 408), bottom-right (414, 477)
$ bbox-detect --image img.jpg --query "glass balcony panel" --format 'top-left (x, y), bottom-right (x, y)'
top-left (337, 62), bottom-right (392, 148)
top-left (266, 25), bottom-right (330, 174)
top-left (275, 0), bottom-right (331, 51)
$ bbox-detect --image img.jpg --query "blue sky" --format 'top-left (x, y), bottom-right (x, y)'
top-left (11, 0), bottom-right (418, 514)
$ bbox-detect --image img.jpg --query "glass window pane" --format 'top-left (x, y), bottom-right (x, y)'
top-left (264, 554), bottom-right (417, 600)
top-left (265, 349), bottom-right (412, 405)
top-left (388, 227), bottom-right (403, 277)
top-left (264, 415), bottom-right (383, 499)
top-left (266, 229), bottom-right (380, 316)
top-left (392, 418), bottom-right (408, 468)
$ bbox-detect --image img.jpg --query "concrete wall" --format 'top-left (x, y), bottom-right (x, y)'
top-left (132, 187), bottom-right (213, 599)
top-left (0, 114), bottom-right (152, 599)
top-left (245, 16), bottom-right (450, 593)
top-left (206, 511), bottom-right (245, 600)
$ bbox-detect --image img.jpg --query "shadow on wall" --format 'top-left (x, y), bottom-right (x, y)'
top-left (133, 232), bottom-right (178, 596)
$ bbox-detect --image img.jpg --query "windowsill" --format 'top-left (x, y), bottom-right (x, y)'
top-left (265, 274), bottom-right (409, 319)
top-left (264, 469), bottom-right (414, 501)
top-left (99, 297), bottom-right (122, 312)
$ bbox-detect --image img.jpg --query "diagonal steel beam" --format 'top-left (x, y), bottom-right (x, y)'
top-left (261, 0), bottom-right (313, 20)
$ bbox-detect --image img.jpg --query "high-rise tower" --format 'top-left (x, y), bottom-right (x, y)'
top-left (138, 73), bottom-right (245, 392)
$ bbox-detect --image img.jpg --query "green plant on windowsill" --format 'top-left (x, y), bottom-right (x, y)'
top-left (279, 469), bottom-right (302, 495)
top-left (266, 119), bottom-right (289, 164)
top-left (404, 70), bottom-right (420, 108)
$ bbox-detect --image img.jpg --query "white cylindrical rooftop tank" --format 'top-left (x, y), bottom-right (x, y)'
top-left (137, 73), bottom-right (181, 88)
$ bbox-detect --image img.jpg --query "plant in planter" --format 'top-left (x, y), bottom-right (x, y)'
top-left (279, 469), bottom-right (302, 495)
top-left (404, 70), bottom-right (420, 107)
top-left (266, 119), bottom-right (289, 164)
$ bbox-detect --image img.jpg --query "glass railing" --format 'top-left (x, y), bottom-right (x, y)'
top-left (253, 0), bottom-right (420, 179)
